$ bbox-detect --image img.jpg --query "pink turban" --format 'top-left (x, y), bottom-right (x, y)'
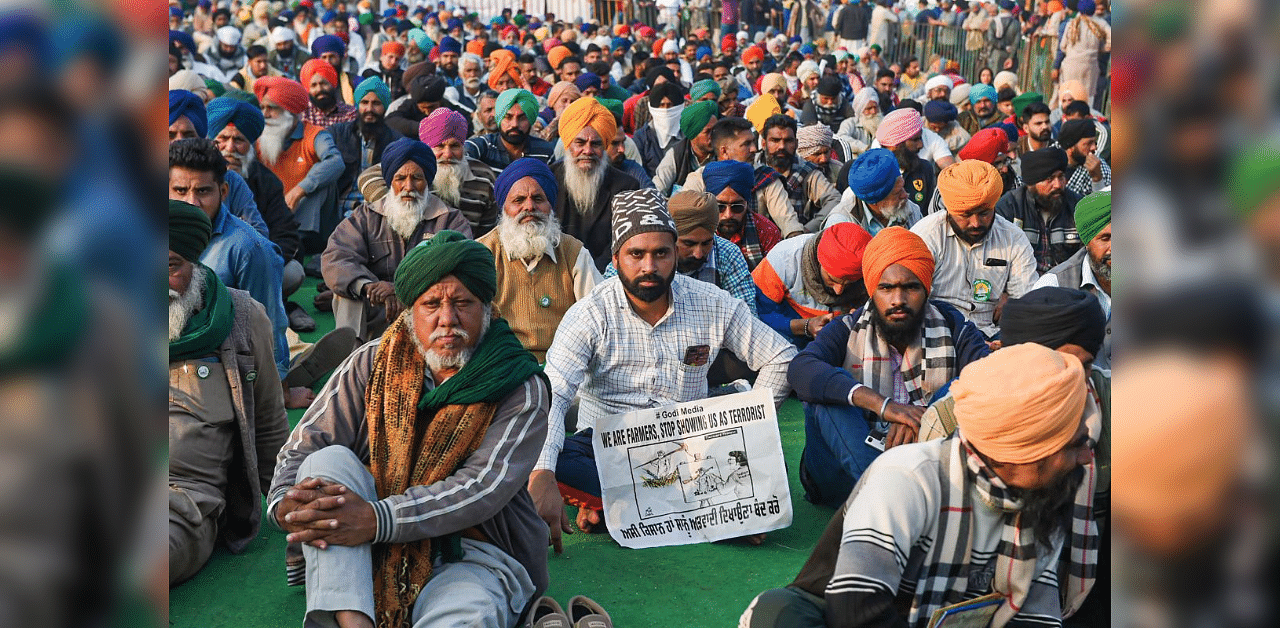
top-left (418, 107), bottom-right (468, 147)
top-left (875, 108), bottom-right (923, 148)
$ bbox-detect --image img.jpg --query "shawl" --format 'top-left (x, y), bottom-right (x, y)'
top-left (169, 265), bottom-right (234, 363)
top-left (842, 300), bottom-right (955, 431)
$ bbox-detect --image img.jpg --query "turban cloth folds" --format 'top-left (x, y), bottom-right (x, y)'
top-left (495, 89), bottom-right (538, 126)
top-left (1010, 91), bottom-right (1044, 118)
top-left (745, 93), bottom-right (782, 133)
top-left (380, 137), bottom-right (437, 187)
top-left (254, 76), bottom-right (308, 114)
top-left (958, 128), bottom-right (1010, 163)
top-left (558, 97), bottom-right (617, 146)
top-left (205, 96), bottom-right (264, 142)
top-left (759, 73), bottom-right (787, 98)
top-left (1001, 287), bottom-right (1107, 357)
top-left (300, 58), bottom-right (338, 88)
top-left (382, 41), bottom-right (406, 56)
top-left (949, 83), bottom-right (971, 106)
top-left (679, 100), bottom-right (719, 141)
top-left (797, 124), bottom-right (832, 157)
top-left (494, 157), bottom-right (558, 208)
top-left (1057, 119), bottom-right (1098, 150)
top-left (1020, 147), bottom-right (1069, 186)
top-left (488, 53), bottom-right (521, 90)
top-left (690, 79), bottom-right (720, 101)
top-left (310, 34), bottom-right (346, 56)
top-left (438, 36), bottom-right (461, 54)
top-left (924, 74), bottom-right (952, 93)
top-left (816, 222), bottom-right (874, 282)
top-left (876, 108), bottom-right (923, 147)
top-left (419, 107), bottom-right (468, 146)
top-left (968, 83), bottom-right (997, 105)
top-left (1074, 190), bottom-right (1111, 244)
top-left (847, 149), bottom-right (900, 205)
top-left (546, 81), bottom-right (581, 110)
top-left (861, 226), bottom-right (934, 296)
top-left (169, 89), bottom-right (207, 137)
top-left (547, 45), bottom-right (571, 69)
top-left (952, 343), bottom-right (1087, 465)
top-left (741, 46), bottom-right (764, 63)
top-left (352, 75), bottom-right (391, 106)
top-left (702, 160), bottom-right (755, 201)
top-left (669, 190), bottom-right (719, 236)
top-left (937, 160), bottom-right (1003, 213)
top-left (923, 100), bottom-right (957, 123)
top-left (394, 230), bottom-right (497, 305)
top-left (169, 199), bottom-right (213, 262)
top-left (466, 38), bottom-right (485, 55)
top-left (573, 72), bottom-right (602, 93)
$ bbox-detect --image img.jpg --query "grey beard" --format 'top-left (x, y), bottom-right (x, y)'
top-left (563, 157), bottom-right (606, 213)
top-left (463, 77), bottom-right (482, 93)
top-left (868, 196), bottom-right (909, 225)
top-left (222, 143), bottom-right (256, 174)
top-left (383, 190), bottom-right (430, 240)
top-left (168, 267), bottom-right (207, 343)
top-left (258, 111), bottom-right (296, 166)
top-left (432, 160), bottom-right (472, 209)
top-left (1089, 250), bottom-right (1111, 282)
top-left (860, 113), bottom-right (883, 136)
top-left (404, 305), bottom-right (492, 373)
top-left (496, 210), bottom-right (563, 261)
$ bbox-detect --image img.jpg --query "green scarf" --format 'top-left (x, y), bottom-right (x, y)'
top-left (169, 265), bottom-right (235, 363)
top-left (0, 263), bottom-right (87, 375)
top-left (417, 317), bottom-right (545, 412)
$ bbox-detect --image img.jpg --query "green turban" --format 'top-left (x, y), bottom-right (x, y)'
top-left (680, 100), bottom-right (719, 141)
top-left (394, 230), bottom-right (497, 306)
top-left (495, 88), bottom-right (538, 127)
top-left (169, 199), bottom-right (213, 262)
top-left (1073, 190), bottom-right (1111, 244)
top-left (689, 79), bottom-right (721, 102)
top-left (595, 97), bottom-right (623, 123)
top-left (1228, 141), bottom-right (1280, 216)
top-left (1010, 91), bottom-right (1043, 118)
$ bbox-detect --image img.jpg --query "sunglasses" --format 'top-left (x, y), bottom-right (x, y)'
top-left (718, 201), bottom-right (747, 214)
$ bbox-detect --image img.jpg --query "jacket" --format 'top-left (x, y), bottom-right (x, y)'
top-left (326, 120), bottom-right (404, 198)
top-left (835, 2), bottom-right (872, 40)
top-left (552, 161), bottom-right (641, 271)
top-left (994, 184), bottom-right (1083, 273)
top-left (630, 123), bottom-right (668, 176)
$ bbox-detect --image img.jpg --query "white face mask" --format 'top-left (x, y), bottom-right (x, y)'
top-left (649, 103), bottom-right (685, 145)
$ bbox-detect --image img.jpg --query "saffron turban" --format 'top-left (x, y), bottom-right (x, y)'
top-left (300, 58), bottom-right (338, 88)
top-left (382, 41), bottom-right (406, 56)
top-left (741, 45), bottom-right (764, 63)
top-left (924, 74), bottom-right (952, 94)
top-left (169, 89), bottom-right (207, 137)
top-left (669, 190), bottom-right (719, 236)
top-left (394, 230), bottom-right (497, 305)
top-left (494, 157), bottom-right (558, 208)
top-left (861, 226), bottom-right (934, 296)
top-left (1074, 190), bottom-right (1111, 245)
top-left (352, 75), bottom-right (391, 106)
top-left (679, 100), bottom-right (719, 141)
top-left (1001, 287), bottom-right (1107, 357)
top-left (380, 137), bottom-right (437, 187)
top-left (487, 54), bottom-right (521, 90)
top-left (205, 96), bottom-right (264, 142)
top-left (796, 123), bottom-right (832, 157)
top-left (937, 160), bottom-right (1003, 213)
top-left (466, 38), bottom-right (485, 56)
top-left (958, 128), bottom-right (1010, 164)
top-left (875, 108), bottom-right (923, 147)
top-left (310, 34), bottom-right (345, 56)
top-left (547, 45), bottom-right (571, 69)
top-left (1021, 147), bottom-right (1069, 186)
top-left (418, 107), bottom-right (468, 147)
top-left (745, 93), bottom-right (781, 133)
top-left (816, 222), bottom-right (873, 282)
top-left (690, 79), bottom-right (720, 101)
top-left (169, 199), bottom-right (213, 262)
top-left (702, 160), bottom-right (755, 201)
top-left (495, 88), bottom-right (538, 125)
top-left (255, 76), bottom-right (308, 114)
top-left (759, 72), bottom-right (787, 97)
top-left (438, 35), bottom-right (461, 54)
top-left (952, 343), bottom-right (1087, 465)
top-left (558, 96), bottom-right (617, 145)
top-left (1060, 79), bottom-right (1087, 102)
top-left (546, 81), bottom-right (581, 109)
top-left (847, 149), bottom-right (900, 205)
top-left (968, 83), bottom-right (997, 105)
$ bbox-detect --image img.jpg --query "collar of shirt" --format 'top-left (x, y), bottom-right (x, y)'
top-left (211, 204), bottom-right (231, 235)
top-left (942, 213), bottom-right (986, 251)
top-left (608, 272), bottom-right (683, 329)
top-left (1079, 252), bottom-right (1111, 315)
top-left (681, 239), bottom-right (719, 282)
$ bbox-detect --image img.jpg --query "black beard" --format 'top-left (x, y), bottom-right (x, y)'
top-left (500, 127), bottom-right (528, 146)
top-left (946, 213), bottom-right (991, 245)
top-left (1032, 128), bottom-right (1053, 143)
top-left (870, 301), bottom-right (926, 348)
top-left (357, 113), bottom-right (384, 136)
top-left (1000, 168), bottom-right (1017, 194)
top-left (767, 151), bottom-right (792, 172)
top-left (311, 91), bottom-right (337, 111)
top-left (892, 143), bottom-right (919, 174)
top-left (1033, 188), bottom-right (1065, 214)
top-left (621, 270), bottom-right (672, 303)
top-left (1069, 147), bottom-right (1087, 166)
top-left (677, 256), bottom-right (706, 274)
top-left (717, 218), bottom-right (742, 238)
top-left (1013, 465), bottom-right (1085, 546)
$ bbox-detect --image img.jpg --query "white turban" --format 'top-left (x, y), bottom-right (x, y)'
top-left (924, 75), bottom-right (953, 94)
top-left (993, 71), bottom-right (1018, 92)
top-left (949, 83), bottom-right (971, 106)
top-left (216, 26), bottom-right (242, 47)
top-left (269, 26), bottom-right (296, 45)
top-left (661, 39), bottom-right (678, 54)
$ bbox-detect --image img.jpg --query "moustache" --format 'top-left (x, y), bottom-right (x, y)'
top-left (429, 326), bottom-right (470, 342)
top-left (169, 289), bottom-right (182, 302)
top-left (884, 305), bottom-right (915, 318)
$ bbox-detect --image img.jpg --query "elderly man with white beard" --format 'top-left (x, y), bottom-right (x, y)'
top-left (551, 97), bottom-right (641, 271)
top-left (419, 107), bottom-right (498, 236)
top-left (444, 52), bottom-right (486, 114)
top-left (835, 87), bottom-right (883, 156)
top-left (322, 138), bottom-right (471, 342)
top-left (477, 158), bottom-right (601, 362)
top-left (827, 149), bottom-right (924, 233)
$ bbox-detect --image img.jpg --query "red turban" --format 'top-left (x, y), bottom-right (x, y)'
top-left (253, 76), bottom-right (309, 115)
top-left (860, 226), bottom-right (935, 296)
top-left (299, 58), bottom-right (338, 89)
top-left (937, 160), bottom-right (1004, 213)
top-left (741, 45), bottom-right (764, 63)
top-left (722, 34), bottom-right (737, 53)
top-left (501, 24), bottom-right (519, 39)
top-left (381, 41), bottom-right (405, 57)
top-left (816, 223), bottom-right (873, 282)
top-left (652, 38), bottom-right (665, 57)
top-left (958, 127), bottom-right (1010, 164)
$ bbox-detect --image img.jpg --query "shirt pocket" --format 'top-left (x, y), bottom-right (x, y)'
top-left (674, 361), bottom-right (711, 402)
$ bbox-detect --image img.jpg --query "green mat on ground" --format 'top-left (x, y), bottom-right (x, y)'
top-left (169, 279), bottom-right (835, 628)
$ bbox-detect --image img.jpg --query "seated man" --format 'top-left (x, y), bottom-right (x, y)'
top-left (529, 189), bottom-right (798, 551)
top-left (478, 158), bottom-right (602, 362)
top-left (269, 232), bottom-right (550, 627)
top-left (759, 114), bottom-right (842, 232)
top-left (169, 201), bottom-right (287, 585)
top-left (1035, 191), bottom-right (1110, 368)
top-left (789, 227), bottom-right (989, 508)
top-left (464, 88), bottom-right (555, 174)
top-left (828, 148), bottom-right (923, 234)
top-left (322, 138), bottom-right (471, 341)
top-left (752, 222), bottom-right (874, 346)
top-left (419, 107), bottom-right (498, 236)
top-left (702, 159), bottom-right (784, 272)
top-left (651, 100), bottom-right (720, 196)
top-left (995, 147), bottom-right (1083, 274)
top-left (741, 344), bottom-right (1099, 628)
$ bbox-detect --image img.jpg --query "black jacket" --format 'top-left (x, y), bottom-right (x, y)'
top-left (994, 185), bottom-right (1084, 273)
top-left (552, 161), bottom-right (641, 271)
top-left (835, 4), bottom-right (872, 40)
top-left (327, 120), bottom-right (403, 198)
top-left (631, 123), bottom-right (668, 176)
top-left (243, 161), bottom-right (302, 261)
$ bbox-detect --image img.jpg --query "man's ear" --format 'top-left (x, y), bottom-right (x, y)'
top-left (220, 181), bottom-right (229, 202)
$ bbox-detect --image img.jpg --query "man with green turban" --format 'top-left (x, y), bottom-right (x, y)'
top-left (464, 87), bottom-right (554, 174)
top-left (270, 229), bottom-right (551, 628)
top-left (652, 100), bottom-right (721, 196)
top-left (168, 199), bottom-right (288, 585)
top-left (1034, 189), bottom-right (1111, 369)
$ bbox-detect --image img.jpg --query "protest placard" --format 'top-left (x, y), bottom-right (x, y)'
top-left (592, 388), bottom-right (792, 549)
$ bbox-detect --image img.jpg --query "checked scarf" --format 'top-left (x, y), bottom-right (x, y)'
top-left (908, 435), bottom-right (1099, 628)
top-left (841, 301), bottom-right (955, 431)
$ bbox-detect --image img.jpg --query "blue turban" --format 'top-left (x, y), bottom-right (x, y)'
top-left (447, 17), bottom-right (462, 30)
top-left (495, 89), bottom-right (539, 126)
top-left (703, 160), bottom-right (755, 201)
top-left (847, 149), bottom-right (900, 204)
top-left (799, 43), bottom-right (815, 55)
top-left (612, 37), bottom-right (631, 52)
top-left (169, 30), bottom-right (197, 57)
top-left (380, 138), bottom-right (437, 187)
top-left (504, 45), bottom-right (520, 57)
top-left (352, 75), bottom-right (391, 106)
top-left (494, 158), bottom-right (558, 208)
top-left (995, 122), bottom-right (1019, 143)
top-left (382, 17), bottom-right (398, 30)
top-left (969, 83), bottom-right (997, 105)
top-left (169, 6), bottom-right (183, 19)
top-left (311, 34), bottom-right (346, 57)
top-left (205, 96), bottom-right (265, 142)
top-left (696, 45), bottom-right (712, 60)
top-left (320, 9), bottom-right (337, 23)
top-left (923, 100), bottom-right (958, 123)
top-left (396, 18), bottom-right (415, 33)
top-left (573, 72), bottom-right (602, 93)
top-left (169, 89), bottom-right (207, 137)
top-left (1078, 0), bottom-right (1097, 16)
top-left (438, 35), bottom-right (461, 54)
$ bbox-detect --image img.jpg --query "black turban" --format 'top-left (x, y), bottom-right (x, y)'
top-left (1020, 147), bottom-right (1068, 186)
top-left (1001, 287), bottom-right (1107, 358)
top-left (410, 74), bottom-right (447, 104)
top-left (1057, 119), bottom-right (1098, 150)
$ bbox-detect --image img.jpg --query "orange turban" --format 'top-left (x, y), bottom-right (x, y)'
top-left (860, 227), bottom-right (935, 296)
top-left (952, 343), bottom-right (1088, 465)
top-left (745, 93), bottom-right (781, 133)
top-left (488, 54), bottom-right (521, 90)
top-left (936, 160), bottom-right (1003, 213)
top-left (815, 223), bottom-right (873, 282)
top-left (299, 58), bottom-right (337, 89)
top-left (466, 39), bottom-right (485, 56)
top-left (489, 48), bottom-right (516, 65)
top-left (558, 97), bottom-right (617, 147)
top-left (381, 41), bottom-right (406, 57)
top-left (548, 45), bottom-right (571, 70)
top-left (652, 37), bottom-right (665, 57)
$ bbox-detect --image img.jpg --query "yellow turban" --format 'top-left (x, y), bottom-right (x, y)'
top-left (558, 97), bottom-right (617, 146)
top-left (952, 343), bottom-right (1088, 464)
top-left (937, 159), bottom-right (1004, 213)
top-left (548, 45), bottom-right (571, 70)
top-left (745, 93), bottom-right (781, 133)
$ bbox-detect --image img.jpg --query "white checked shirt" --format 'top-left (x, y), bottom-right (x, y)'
top-left (537, 274), bottom-right (797, 472)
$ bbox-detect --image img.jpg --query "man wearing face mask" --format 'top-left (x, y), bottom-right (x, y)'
top-left (632, 81), bottom-right (686, 175)
top-left (996, 147), bottom-right (1083, 273)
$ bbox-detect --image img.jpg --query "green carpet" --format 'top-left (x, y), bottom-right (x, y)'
top-left (169, 278), bottom-right (835, 628)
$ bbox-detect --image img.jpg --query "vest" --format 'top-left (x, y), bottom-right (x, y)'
top-left (479, 231), bottom-right (583, 363)
top-left (260, 123), bottom-right (323, 196)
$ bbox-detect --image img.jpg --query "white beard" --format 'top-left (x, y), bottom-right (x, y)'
top-left (258, 111), bottom-right (296, 166)
top-left (869, 196), bottom-right (910, 224)
top-left (222, 143), bottom-right (256, 173)
top-left (563, 157), bottom-right (606, 214)
top-left (405, 305), bottom-right (492, 373)
top-left (496, 209), bottom-right (562, 261)
top-left (383, 190), bottom-right (430, 240)
top-left (860, 113), bottom-right (884, 137)
top-left (463, 77), bottom-right (482, 93)
top-left (168, 266), bottom-right (207, 343)
top-left (432, 159), bottom-right (472, 209)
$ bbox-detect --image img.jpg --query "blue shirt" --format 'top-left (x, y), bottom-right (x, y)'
top-left (201, 206), bottom-right (290, 374)
top-left (464, 133), bottom-right (555, 174)
top-left (223, 169), bottom-right (271, 244)
top-left (617, 158), bottom-right (655, 189)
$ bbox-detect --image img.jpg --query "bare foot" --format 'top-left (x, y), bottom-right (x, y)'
top-left (743, 533), bottom-right (767, 545)
top-left (575, 506), bottom-right (602, 532)
top-left (285, 386), bottom-right (316, 409)
top-left (335, 610), bottom-right (374, 628)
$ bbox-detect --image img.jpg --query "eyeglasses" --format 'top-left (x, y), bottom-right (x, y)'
top-left (718, 201), bottom-right (747, 214)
